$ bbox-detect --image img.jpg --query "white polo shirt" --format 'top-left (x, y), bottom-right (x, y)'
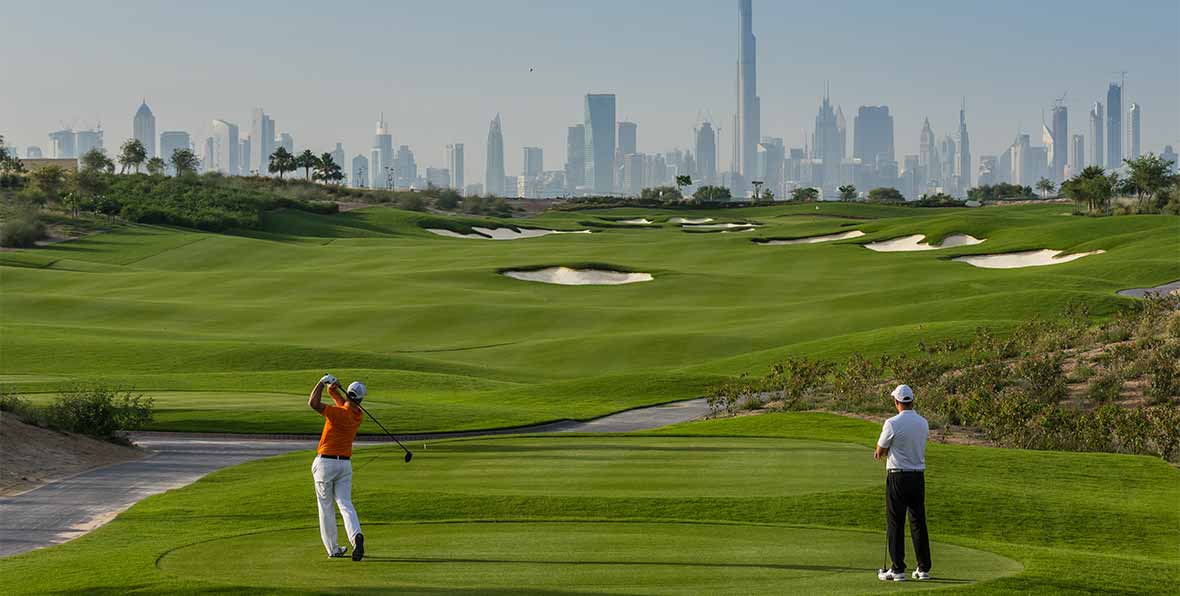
top-left (877, 409), bottom-right (928, 471)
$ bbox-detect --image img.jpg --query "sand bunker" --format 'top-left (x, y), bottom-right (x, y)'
top-left (721, 227), bottom-right (757, 234)
top-left (757, 230), bottom-right (865, 245)
top-left (618, 218), bottom-right (654, 225)
top-left (1117, 280), bottom-right (1180, 298)
top-left (503, 267), bottom-right (653, 286)
top-left (954, 249), bottom-right (1106, 269)
top-left (684, 222), bottom-right (760, 229)
top-left (427, 227), bottom-right (588, 240)
top-left (669, 217), bottom-right (715, 224)
top-left (865, 234), bottom-right (985, 252)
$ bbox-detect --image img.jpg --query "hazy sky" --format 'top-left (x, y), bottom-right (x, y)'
top-left (3, 0), bottom-right (1177, 183)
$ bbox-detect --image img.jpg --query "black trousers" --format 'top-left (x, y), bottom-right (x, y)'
top-left (886, 471), bottom-right (932, 573)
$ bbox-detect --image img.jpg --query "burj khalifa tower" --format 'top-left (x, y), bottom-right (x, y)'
top-left (734, 0), bottom-right (760, 192)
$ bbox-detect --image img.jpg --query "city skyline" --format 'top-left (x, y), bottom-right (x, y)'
top-left (2, 1), bottom-right (1176, 189)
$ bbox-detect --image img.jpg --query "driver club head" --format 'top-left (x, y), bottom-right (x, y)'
top-left (404, 451), bottom-right (413, 463)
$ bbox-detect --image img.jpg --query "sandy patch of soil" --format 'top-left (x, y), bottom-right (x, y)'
top-left (865, 234), bottom-right (985, 252)
top-left (756, 230), bottom-right (865, 245)
top-left (0, 415), bottom-right (143, 496)
top-left (954, 249), bottom-right (1105, 269)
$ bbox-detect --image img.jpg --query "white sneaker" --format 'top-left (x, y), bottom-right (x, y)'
top-left (877, 569), bottom-right (906, 581)
top-left (328, 545), bottom-right (348, 559)
top-left (912, 570), bottom-right (931, 580)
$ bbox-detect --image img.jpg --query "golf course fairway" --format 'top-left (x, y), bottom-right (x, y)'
top-left (159, 522), bottom-right (1018, 594)
top-left (2, 413), bottom-right (1176, 593)
top-left (2, 203), bottom-right (1178, 434)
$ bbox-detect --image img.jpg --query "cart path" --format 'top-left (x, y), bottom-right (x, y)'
top-left (0, 398), bottom-right (708, 558)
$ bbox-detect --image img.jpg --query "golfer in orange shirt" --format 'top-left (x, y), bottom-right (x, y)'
top-left (309, 374), bottom-right (366, 561)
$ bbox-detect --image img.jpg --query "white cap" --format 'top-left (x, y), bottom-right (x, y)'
top-left (346, 381), bottom-right (367, 402)
top-left (891, 384), bottom-right (914, 403)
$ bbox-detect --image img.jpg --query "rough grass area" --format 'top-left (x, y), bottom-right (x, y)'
top-left (0, 414), bottom-right (1175, 593)
top-left (1, 203), bottom-right (1178, 434)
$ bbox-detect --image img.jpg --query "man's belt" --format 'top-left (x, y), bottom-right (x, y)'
top-left (887, 468), bottom-right (923, 473)
top-left (319, 454), bottom-right (350, 460)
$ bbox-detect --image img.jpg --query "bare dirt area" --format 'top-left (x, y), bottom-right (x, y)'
top-left (0, 415), bottom-right (143, 496)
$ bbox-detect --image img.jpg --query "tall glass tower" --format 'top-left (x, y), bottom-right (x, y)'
top-left (735, 0), bottom-right (760, 187)
top-left (485, 114), bottom-right (505, 196)
top-left (1106, 83), bottom-right (1122, 170)
top-left (584, 94), bottom-right (616, 194)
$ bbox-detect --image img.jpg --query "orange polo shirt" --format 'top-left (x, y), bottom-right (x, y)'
top-left (317, 385), bottom-right (364, 457)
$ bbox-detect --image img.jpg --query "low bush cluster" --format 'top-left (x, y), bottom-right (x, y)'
top-left (0, 207), bottom-right (48, 247)
top-left (708, 296), bottom-right (1180, 461)
top-left (0, 385), bottom-right (154, 445)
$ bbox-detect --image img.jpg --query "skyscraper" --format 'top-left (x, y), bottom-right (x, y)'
top-left (1106, 82), bottom-right (1122, 169)
top-left (278, 133), bottom-right (294, 154)
top-left (616, 121), bottom-right (637, 191)
top-left (369, 147), bottom-right (383, 188)
top-left (623, 153), bottom-right (645, 196)
top-left (853, 106), bottom-right (894, 165)
top-left (919, 118), bottom-right (939, 186)
top-left (133, 100), bottom-right (156, 158)
top-left (250, 108), bottom-right (275, 176)
top-left (735, 0), bottom-right (760, 184)
top-left (48, 129), bottom-right (75, 159)
top-left (694, 121), bottom-right (717, 185)
top-left (74, 129), bottom-right (103, 158)
top-left (395, 145), bottom-right (417, 188)
top-left (485, 114), bottom-right (505, 195)
top-left (1050, 104), bottom-right (1067, 182)
top-left (957, 103), bottom-right (971, 192)
top-left (522, 146), bottom-right (543, 179)
top-left (1127, 103), bottom-right (1140, 160)
top-left (159, 131), bottom-right (190, 169)
top-left (239, 138), bottom-right (250, 175)
top-left (373, 114), bottom-right (394, 189)
top-left (1089, 102), bottom-right (1104, 168)
top-left (209, 119), bottom-right (239, 175)
top-left (447, 143), bottom-right (464, 190)
top-left (330, 143), bottom-right (345, 181)
top-left (584, 94), bottom-right (616, 194)
top-left (1161, 146), bottom-right (1178, 174)
top-left (812, 90), bottom-right (843, 189)
top-left (1069, 134), bottom-right (1085, 177)
top-left (351, 154), bottom-right (368, 188)
top-left (565, 125), bottom-right (585, 191)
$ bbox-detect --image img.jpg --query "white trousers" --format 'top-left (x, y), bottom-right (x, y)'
top-left (311, 456), bottom-right (362, 556)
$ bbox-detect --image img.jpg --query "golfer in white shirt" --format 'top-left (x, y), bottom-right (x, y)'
top-left (874, 384), bottom-right (932, 581)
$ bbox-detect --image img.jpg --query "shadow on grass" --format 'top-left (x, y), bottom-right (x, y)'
top-left (55, 585), bottom-right (651, 596)
top-left (361, 556), bottom-right (868, 574)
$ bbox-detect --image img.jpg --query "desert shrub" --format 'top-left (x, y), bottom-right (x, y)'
top-left (0, 389), bottom-right (46, 426)
top-left (45, 385), bottom-right (154, 444)
top-left (395, 195), bottom-right (426, 211)
top-left (1087, 372), bottom-right (1124, 403)
top-left (1067, 362), bottom-right (1094, 384)
top-left (766, 357), bottom-right (832, 408)
top-left (1013, 354), bottom-right (1067, 403)
top-left (1146, 406), bottom-right (1180, 461)
top-left (0, 208), bottom-right (47, 247)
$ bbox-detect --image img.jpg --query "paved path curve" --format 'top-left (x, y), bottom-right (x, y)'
top-left (0, 399), bottom-right (708, 558)
top-left (1117, 279), bottom-right (1180, 298)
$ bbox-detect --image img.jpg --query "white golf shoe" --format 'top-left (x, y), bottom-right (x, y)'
top-left (877, 569), bottom-right (906, 581)
top-left (328, 545), bottom-right (348, 558)
top-left (912, 570), bottom-right (931, 580)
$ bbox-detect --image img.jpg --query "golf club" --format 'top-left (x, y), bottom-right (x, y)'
top-left (348, 395), bottom-right (413, 463)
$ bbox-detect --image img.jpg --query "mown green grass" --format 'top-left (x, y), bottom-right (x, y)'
top-left (1, 413), bottom-right (1174, 593)
top-left (1, 204), bottom-right (1177, 433)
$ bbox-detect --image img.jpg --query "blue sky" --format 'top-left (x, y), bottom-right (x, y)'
top-left (2, 0), bottom-right (1176, 182)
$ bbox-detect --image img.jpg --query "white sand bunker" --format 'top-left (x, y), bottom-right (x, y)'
top-left (954, 249), bottom-right (1106, 269)
top-left (427, 227), bottom-right (589, 240)
top-left (684, 222), bottom-right (760, 229)
top-left (757, 230), bottom-right (865, 245)
top-left (669, 217), bottom-right (714, 224)
top-left (865, 234), bottom-right (985, 252)
top-left (618, 218), bottom-right (654, 225)
top-left (721, 227), bottom-right (757, 234)
top-left (503, 267), bottom-right (653, 285)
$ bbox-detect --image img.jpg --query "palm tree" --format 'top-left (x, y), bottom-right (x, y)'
top-left (791, 187), bottom-right (819, 202)
top-left (145, 157), bottom-right (167, 176)
top-left (268, 147), bottom-right (296, 179)
top-left (674, 175), bottom-right (692, 194)
top-left (313, 153), bottom-right (344, 185)
top-left (1061, 166), bottom-right (1114, 215)
top-left (118, 139), bottom-right (147, 174)
top-left (1036, 177), bottom-right (1055, 199)
top-left (170, 148), bottom-right (200, 176)
top-left (295, 150), bottom-right (319, 180)
top-left (838, 184), bottom-right (857, 201)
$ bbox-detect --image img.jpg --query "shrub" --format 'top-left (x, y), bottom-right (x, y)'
top-left (1087, 373), bottom-right (1124, 403)
top-left (0, 389), bottom-right (46, 426)
top-left (45, 386), bottom-right (154, 444)
top-left (0, 209), bottom-right (48, 247)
